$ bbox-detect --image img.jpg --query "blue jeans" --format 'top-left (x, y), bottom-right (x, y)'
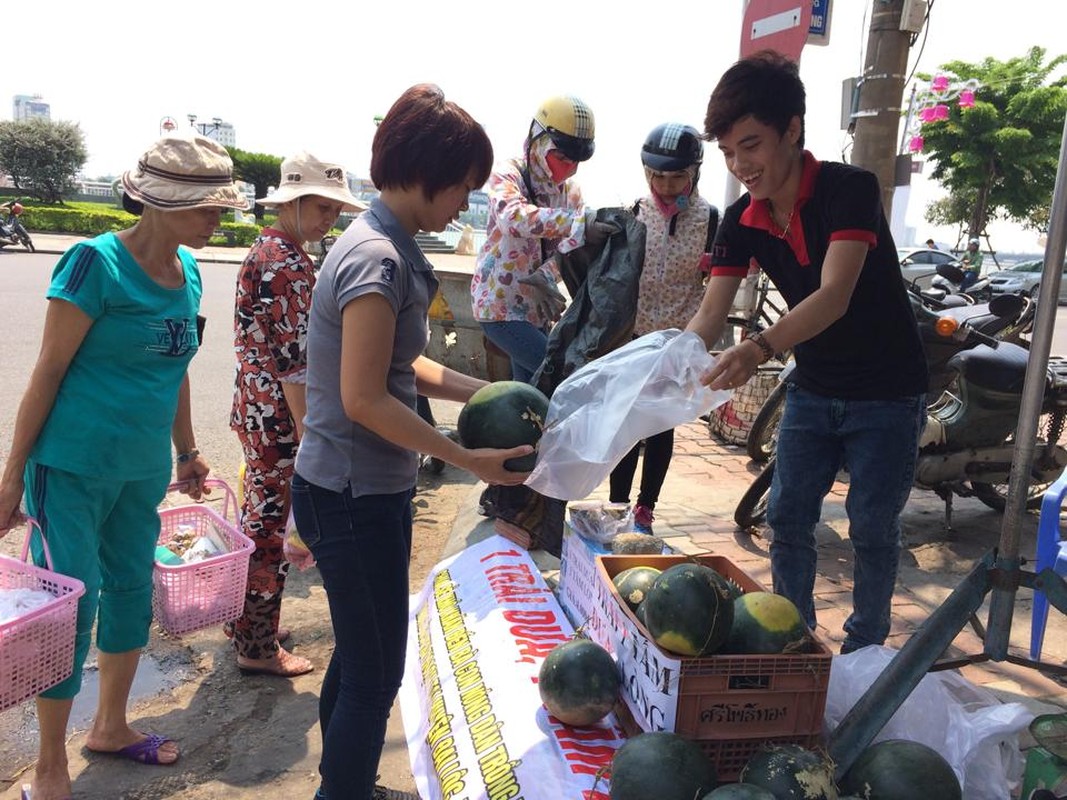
top-left (291, 473), bottom-right (414, 800)
top-left (767, 385), bottom-right (924, 651)
top-left (480, 320), bottom-right (548, 383)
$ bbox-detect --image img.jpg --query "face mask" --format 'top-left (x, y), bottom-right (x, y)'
top-left (545, 150), bottom-right (579, 184)
top-left (651, 181), bottom-right (692, 218)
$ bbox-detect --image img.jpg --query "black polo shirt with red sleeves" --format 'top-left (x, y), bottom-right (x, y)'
top-left (710, 152), bottom-right (927, 400)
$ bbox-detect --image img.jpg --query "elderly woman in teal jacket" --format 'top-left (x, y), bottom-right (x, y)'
top-left (0, 135), bottom-right (247, 800)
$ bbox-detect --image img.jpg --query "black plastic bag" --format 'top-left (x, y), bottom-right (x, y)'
top-left (479, 208), bottom-right (646, 556)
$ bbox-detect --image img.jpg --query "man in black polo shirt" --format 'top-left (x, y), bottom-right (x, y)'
top-left (686, 51), bottom-right (928, 653)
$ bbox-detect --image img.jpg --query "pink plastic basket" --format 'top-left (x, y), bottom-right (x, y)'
top-left (152, 480), bottom-right (253, 636)
top-left (0, 519), bottom-right (86, 712)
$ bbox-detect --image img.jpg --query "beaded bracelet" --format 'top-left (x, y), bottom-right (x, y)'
top-left (748, 332), bottom-right (775, 364)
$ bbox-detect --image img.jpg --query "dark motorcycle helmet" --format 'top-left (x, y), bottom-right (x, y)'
top-left (641, 123), bottom-right (703, 172)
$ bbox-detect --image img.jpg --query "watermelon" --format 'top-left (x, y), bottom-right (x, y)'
top-left (457, 380), bottom-right (550, 471)
top-left (722, 592), bottom-right (811, 655)
top-left (643, 563), bottom-right (734, 656)
top-left (701, 784), bottom-right (775, 799)
top-left (838, 739), bottom-right (962, 799)
top-left (538, 638), bottom-right (621, 727)
top-left (635, 600), bottom-right (649, 627)
top-left (613, 566), bottom-right (661, 613)
top-left (610, 731), bottom-right (717, 800)
top-left (739, 744), bottom-right (837, 799)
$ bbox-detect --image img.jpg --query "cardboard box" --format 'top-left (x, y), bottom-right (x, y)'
top-left (557, 525), bottom-right (617, 653)
top-left (596, 553), bottom-right (832, 781)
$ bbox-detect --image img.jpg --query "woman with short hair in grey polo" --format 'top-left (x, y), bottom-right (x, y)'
top-left (0, 135), bottom-right (247, 800)
top-left (228, 151), bottom-right (363, 678)
top-left (291, 84), bottom-right (531, 800)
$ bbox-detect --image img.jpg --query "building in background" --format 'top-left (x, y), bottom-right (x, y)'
top-left (187, 115), bottom-right (236, 148)
top-left (13, 94), bottom-right (50, 121)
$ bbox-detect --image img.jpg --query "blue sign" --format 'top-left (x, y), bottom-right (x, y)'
top-left (808, 0), bottom-right (831, 45)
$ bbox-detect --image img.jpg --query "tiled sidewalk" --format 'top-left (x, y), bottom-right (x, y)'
top-left (585, 419), bottom-right (1067, 709)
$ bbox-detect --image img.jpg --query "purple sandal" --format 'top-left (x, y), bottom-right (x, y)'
top-left (90, 733), bottom-right (178, 765)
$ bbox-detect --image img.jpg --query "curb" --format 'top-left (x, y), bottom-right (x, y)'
top-left (25, 241), bottom-right (246, 265)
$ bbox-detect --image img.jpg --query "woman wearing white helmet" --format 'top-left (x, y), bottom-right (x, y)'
top-left (470, 95), bottom-right (613, 382)
top-left (609, 123), bottom-right (720, 534)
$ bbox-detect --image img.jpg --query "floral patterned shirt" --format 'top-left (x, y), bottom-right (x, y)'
top-left (632, 193), bottom-right (717, 335)
top-left (231, 227), bottom-right (314, 432)
top-left (470, 136), bottom-right (590, 325)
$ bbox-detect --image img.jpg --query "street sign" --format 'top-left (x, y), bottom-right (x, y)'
top-left (740, 0), bottom-right (814, 61)
top-left (807, 0), bottom-right (832, 46)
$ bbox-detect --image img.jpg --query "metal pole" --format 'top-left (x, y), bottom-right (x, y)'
top-left (828, 553), bottom-right (994, 778)
top-left (985, 110), bottom-right (1067, 656)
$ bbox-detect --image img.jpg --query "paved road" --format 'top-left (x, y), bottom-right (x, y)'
top-left (0, 250), bottom-right (246, 491)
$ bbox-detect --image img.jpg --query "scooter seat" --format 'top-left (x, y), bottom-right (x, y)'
top-left (947, 341), bottom-right (1030, 393)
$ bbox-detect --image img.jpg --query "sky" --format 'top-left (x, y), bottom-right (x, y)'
top-left (6, 0), bottom-right (1065, 254)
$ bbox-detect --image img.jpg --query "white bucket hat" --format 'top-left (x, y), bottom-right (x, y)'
top-left (259, 152), bottom-right (366, 211)
top-left (122, 134), bottom-right (249, 211)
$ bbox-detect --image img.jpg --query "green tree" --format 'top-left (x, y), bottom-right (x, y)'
top-left (918, 47), bottom-right (1067, 244)
top-left (0, 118), bottom-right (88, 203)
top-left (226, 147), bottom-right (283, 217)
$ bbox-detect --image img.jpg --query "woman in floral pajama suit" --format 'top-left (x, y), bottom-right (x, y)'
top-left (230, 152), bottom-right (363, 676)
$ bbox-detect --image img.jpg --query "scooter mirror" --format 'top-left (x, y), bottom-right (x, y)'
top-left (988, 292), bottom-right (1024, 318)
top-left (936, 263), bottom-right (966, 284)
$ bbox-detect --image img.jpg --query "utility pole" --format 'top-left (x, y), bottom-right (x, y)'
top-left (851, 0), bottom-right (913, 219)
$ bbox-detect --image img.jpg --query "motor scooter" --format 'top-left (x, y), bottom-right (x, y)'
top-left (931, 261), bottom-right (992, 300)
top-left (735, 290), bottom-right (1067, 531)
top-left (743, 266), bottom-right (1036, 463)
top-left (0, 200), bottom-right (35, 253)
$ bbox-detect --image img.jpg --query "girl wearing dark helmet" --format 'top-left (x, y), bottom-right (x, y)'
top-left (470, 95), bottom-right (613, 383)
top-left (608, 123), bottom-right (720, 534)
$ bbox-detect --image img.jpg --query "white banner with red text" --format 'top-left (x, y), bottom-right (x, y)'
top-left (400, 534), bottom-right (626, 800)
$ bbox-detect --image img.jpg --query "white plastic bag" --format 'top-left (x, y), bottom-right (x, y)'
top-left (526, 329), bottom-right (731, 500)
top-left (824, 645), bottom-right (1032, 799)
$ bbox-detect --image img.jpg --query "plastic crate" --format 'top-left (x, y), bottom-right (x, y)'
top-left (597, 553), bottom-right (832, 782)
top-left (153, 481), bottom-right (253, 636)
top-left (0, 520), bottom-right (86, 711)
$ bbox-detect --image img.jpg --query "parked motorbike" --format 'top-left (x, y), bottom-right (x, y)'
top-left (315, 233), bottom-right (337, 270)
top-left (744, 265), bottom-right (1036, 463)
top-left (931, 262), bottom-right (993, 301)
top-left (0, 200), bottom-right (35, 253)
top-left (735, 289), bottom-right (1067, 531)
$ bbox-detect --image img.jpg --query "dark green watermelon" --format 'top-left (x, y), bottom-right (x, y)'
top-left (839, 739), bottom-right (961, 799)
top-left (701, 783), bottom-right (776, 799)
top-left (722, 591), bottom-right (811, 655)
top-left (457, 380), bottom-right (549, 471)
top-left (635, 600), bottom-right (648, 627)
top-left (613, 566), bottom-right (661, 613)
top-left (643, 563), bottom-right (734, 656)
top-left (610, 731), bottom-right (717, 800)
top-left (538, 638), bottom-right (621, 727)
top-left (739, 744), bottom-right (837, 799)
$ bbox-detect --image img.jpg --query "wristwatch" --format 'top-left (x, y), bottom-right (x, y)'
top-left (176, 449), bottom-right (200, 464)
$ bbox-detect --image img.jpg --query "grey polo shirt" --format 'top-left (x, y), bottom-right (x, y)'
top-left (295, 198), bottom-right (439, 496)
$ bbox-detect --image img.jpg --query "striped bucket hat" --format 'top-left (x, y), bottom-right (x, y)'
top-left (121, 134), bottom-right (248, 211)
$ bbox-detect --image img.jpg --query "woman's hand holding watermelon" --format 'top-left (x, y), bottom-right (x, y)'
top-left (459, 445), bottom-right (534, 486)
